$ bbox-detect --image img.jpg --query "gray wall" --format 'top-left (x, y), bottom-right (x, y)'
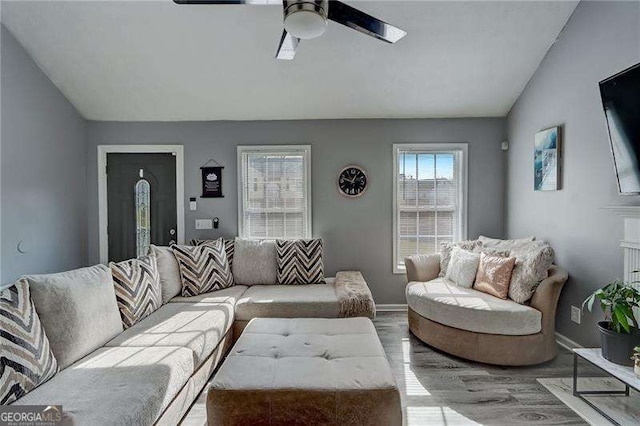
top-left (506, 1), bottom-right (640, 346)
top-left (1, 25), bottom-right (88, 284)
top-left (87, 118), bottom-right (506, 304)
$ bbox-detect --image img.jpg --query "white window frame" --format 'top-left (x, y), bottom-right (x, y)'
top-left (237, 145), bottom-right (312, 239)
top-left (392, 143), bottom-right (468, 274)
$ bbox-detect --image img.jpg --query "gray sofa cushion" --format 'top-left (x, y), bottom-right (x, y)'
top-left (234, 280), bottom-right (340, 321)
top-left (106, 302), bottom-right (234, 367)
top-left (406, 277), bottom-right (541, 336)
top-left (12, 346), bottom-right (193, 426)
top-left (232, 239), bottom-right (277, 285)
top-left (24, 265), bottom-right (123, 370)
top-left (150, 245), bottom-right (182, 304)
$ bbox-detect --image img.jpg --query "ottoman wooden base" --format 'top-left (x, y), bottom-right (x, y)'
top-left (207, 318), bottom-right (401, 426)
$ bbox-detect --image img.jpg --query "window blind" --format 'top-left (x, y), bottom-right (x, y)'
top-left (394, 147), bottom-right (465, 271)
top-left (239, 147), bottom-right (310, 239)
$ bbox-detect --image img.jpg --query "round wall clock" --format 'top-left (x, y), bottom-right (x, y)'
top-left (338, 165), bottom-right (368, 198)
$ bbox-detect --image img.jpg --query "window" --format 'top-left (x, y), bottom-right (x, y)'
top-left (393, 144), bottom-right (468, 273)
top-left (238, 145), bottom-right (311, 239)
top-left (134, 175), bottom-right (151, 257)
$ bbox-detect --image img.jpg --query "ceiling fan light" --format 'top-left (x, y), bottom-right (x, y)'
top-left (284, 10), bottom-right (327, 40)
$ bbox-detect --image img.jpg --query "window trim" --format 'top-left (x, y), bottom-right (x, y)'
top-left (237, 145), bottom-right (312, 239)
top-left (392, 143), bottom-right (469, 274)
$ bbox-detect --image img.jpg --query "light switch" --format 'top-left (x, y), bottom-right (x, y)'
top-left (189, 197), bottom-right (197, 211)
top-left (195, 219), bottom-right (213, 230)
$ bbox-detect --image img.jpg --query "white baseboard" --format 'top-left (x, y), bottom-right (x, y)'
top-left (376, 304), bottom-right (408, 312)
top-left (556, 332), bottom-right (583, 350)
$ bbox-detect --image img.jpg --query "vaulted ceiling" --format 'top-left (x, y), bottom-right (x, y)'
top-left (2, 1), bottom-right (578, 121)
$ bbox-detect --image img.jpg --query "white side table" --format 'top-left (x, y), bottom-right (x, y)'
top-left (573, 348), bottom-right (639, 425)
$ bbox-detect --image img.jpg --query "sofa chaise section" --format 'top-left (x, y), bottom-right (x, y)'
top-left (12, 346), bottom-right (194, 425)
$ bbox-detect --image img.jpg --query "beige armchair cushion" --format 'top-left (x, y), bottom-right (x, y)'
top-left (406, 278), bottom-right (541, 336)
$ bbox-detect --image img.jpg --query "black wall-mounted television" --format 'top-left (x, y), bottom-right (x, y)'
top-left (600, 62), bottom-right (640, 194)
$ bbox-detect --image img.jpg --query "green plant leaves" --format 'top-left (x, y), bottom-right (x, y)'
top-left (583, 280), bottom-right (640, 334)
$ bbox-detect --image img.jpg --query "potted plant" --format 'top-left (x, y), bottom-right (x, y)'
top-left (583, 279), bottom-right (640, 366)
top-left (632, 346), bottom-right (640, 377)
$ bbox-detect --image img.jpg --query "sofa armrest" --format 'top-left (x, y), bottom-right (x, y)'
top-left (404, 254), bottom-right (441, 283)
top-left (529, 265), bottom-right (568, 335)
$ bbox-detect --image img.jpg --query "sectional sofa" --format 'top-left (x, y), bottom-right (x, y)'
top-left (7, 240), bottom-right (375, 425)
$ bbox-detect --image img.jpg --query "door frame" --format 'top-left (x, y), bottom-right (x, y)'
top-left (97, 145), bottom-right (185, 264)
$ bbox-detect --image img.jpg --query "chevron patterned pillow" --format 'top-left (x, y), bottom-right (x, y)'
top-left (190, 238), bottom-right (235, 268)
top-left (172, 243), bottom-right (234, 296)
top-left (110, 253), bottom-right (162, 329)
top-left (276, 239), bottom-right (325, 285)
top-left (1, 279), bottom-right (58, 405)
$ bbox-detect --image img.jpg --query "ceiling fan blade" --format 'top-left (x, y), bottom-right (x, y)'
top-left (276, 30), bottom-right (300, 60)
top-left (327, 1), bottom-right (406, 44)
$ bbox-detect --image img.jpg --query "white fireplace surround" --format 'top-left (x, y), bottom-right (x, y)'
top-left (602, 206), bottom-right (640, 285)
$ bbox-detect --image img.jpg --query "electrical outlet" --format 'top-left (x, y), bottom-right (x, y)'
top-left (571, 306), bottom-right (581, 324)
top-left (195, 219), bottom-right (213, 230)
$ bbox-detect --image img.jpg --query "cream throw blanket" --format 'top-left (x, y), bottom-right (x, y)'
top-left (334, 271), bottom-right (375, 319)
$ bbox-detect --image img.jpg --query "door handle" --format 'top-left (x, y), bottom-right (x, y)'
top-left (169, 228), bottom-right (176, 236)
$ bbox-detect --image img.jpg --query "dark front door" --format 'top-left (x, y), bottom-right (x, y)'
top-left (107, 153), bottom-right (177, 262)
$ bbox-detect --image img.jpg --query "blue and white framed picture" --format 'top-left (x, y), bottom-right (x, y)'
top-left (534, 126), bottom-right (562, 191)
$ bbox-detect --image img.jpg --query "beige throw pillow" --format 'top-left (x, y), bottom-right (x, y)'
top-left (478, 235), bottom-right (536, 251)
top-left (508, 242), bottom-right (555, 303)
top-left (445, 247), bottom-right (481, 288)
top-left (473, 252), bottom-right (517, 299)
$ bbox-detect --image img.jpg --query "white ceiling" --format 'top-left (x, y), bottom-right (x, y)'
top-left (1, 0), bottom-right (578, 121)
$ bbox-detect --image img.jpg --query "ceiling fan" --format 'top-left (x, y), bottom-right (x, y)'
top-left (173, 0), bottom-right (407, 60)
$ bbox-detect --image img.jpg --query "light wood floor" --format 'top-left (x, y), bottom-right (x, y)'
top-left (182, 312), bottom-right (593, 425)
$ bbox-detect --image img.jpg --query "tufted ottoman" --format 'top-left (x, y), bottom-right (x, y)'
top-left (207, 317), bottom-right (401, 425)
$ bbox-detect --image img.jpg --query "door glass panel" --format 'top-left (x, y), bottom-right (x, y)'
top-left (135, 178), bottom-right (151, 257)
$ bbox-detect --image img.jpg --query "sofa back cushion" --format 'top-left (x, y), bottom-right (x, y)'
top-left (232, 238), bottom-right (277, 285)
top-left (172, 243), bottom-right (234, 296)
top-left (276, 239), bottom-right (325, 285)
top-left (24, 265), bottom-right (123, 370)
top-left (150, 245), bottom-right (182, 304)
top-left (478, 235), bottom-right (536, 251)
top-left (110, 253), bottom-right (162, 329)
top-left (1, 279), bottom-right (58, 404)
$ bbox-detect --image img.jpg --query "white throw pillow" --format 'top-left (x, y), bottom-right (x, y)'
top-left (439, 240), bottom-right (483, 277)
top-left (445, 247), bottom-right (481, 288)
top-left (232, 238), bottom-right (277, 285)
